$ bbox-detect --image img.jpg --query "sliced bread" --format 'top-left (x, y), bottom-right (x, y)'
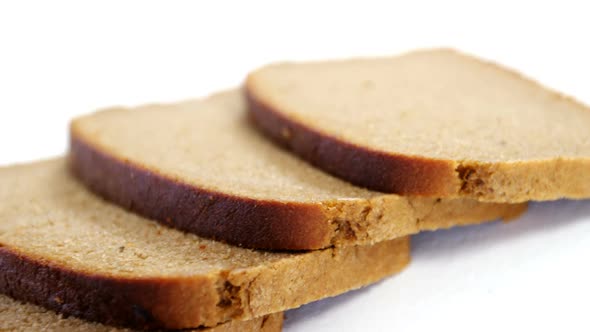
top-left (246, 48), bottom-right (590, 202)
top-left (0, 294), bottom-right (283, 332)
top-left (0, 159), bottom-right (409, 329)
top-left (69, 89), bottom-right (525, 250)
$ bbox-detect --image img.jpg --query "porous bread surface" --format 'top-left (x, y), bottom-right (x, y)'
top-left (0, 159), bottom-right (409, 329)
top-left (0, 294), bottom-right (283, 332)
top-left (0, 161), bottom-right (289, 276)
top-left (73, 92), bottom-right (370, 202)
top-left (246, 48), bottom-right (590, 201)
top-left (70, 90), bottom-right (526, 250)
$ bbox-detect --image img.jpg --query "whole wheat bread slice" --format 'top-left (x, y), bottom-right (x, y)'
top-left (69, 90), bottom-right (525, 250)
top-left (245, 48), bottom-right (590, 202)
top-left (0, 294), bottom-right (283, 332)
top-left (0, 159), bottom-right (409, 330)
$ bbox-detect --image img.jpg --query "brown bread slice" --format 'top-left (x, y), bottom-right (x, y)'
top-left (69, 90), bottom-right (526, 250)
top-left (245, 48), bottom-right (590, 202)
top-left (0, 295), bottom-right (283, 332)
top-left (0, 159), bottom-right (409, 330)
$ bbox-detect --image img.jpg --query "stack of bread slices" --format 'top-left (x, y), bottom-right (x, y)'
top-left (2, 48), bottom-right (589, 331)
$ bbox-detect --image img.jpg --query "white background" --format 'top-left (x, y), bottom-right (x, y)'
top-left (1, 1), bottom-right (589, 331)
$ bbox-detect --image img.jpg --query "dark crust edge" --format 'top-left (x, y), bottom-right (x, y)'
top-left (244, 87), bottom-right (461, 196)
top-left (69, 130), bottom-right (332, 250)
top-left (0, 245), bottom-right (212, 330)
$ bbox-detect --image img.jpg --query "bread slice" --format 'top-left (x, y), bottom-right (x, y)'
top-left (0, 294), bottom-right (283, 332)
top-left (69, 90), bottom-right (525, 250)
top-left (245, 48), bottom-right (590, 202)
top-left (0, 159), bottom-right (409, 330)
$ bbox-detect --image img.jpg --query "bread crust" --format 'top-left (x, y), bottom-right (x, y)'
top-left (245, 87), bottom-right (590, 202)
top-left (70, 132), bottom-right (331, 250)
top-left (245, 88), bottom-right (461, 196)
top-left (0, 229), bottom-right (408, 329)
top-left (244, 53), bottom-right (590, 203)
top-left (0, 245), bottom-right (216, 329)
top-left (70, 115), bottom-right (526, 250)
top-left (0, 295), bottom-right (284, 332)
top-left (0, 251), bottom-right (285, 332)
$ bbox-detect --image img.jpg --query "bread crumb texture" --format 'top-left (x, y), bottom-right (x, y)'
top-left (0, 159), bottom-right (409, 328)
top-left (246, 48), bottom-right (590, 202)
top-left (70, 89), bottom-right (525, 250)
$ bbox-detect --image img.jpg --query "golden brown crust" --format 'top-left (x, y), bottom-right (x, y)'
top-left (70, 120), bottom-right (527, 250)
top-left (0, 234), bottom-right (408, 330)
top-left (0, 245), bottom-right (217, 330)
top-left (0, 160), bottom-right (413, 329)
top-left (245, 86), bottom-right (590, 202)
top-left (0, 293), bottom-right (283, 332)
top-left (70, 132), bottom-right (332, 250)
top-left (454, 159), bottom-right (590, 202)
top-left (244, 49), bottom-right (590, 203)
top-left (245, 87), bottom-right (461, 196)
